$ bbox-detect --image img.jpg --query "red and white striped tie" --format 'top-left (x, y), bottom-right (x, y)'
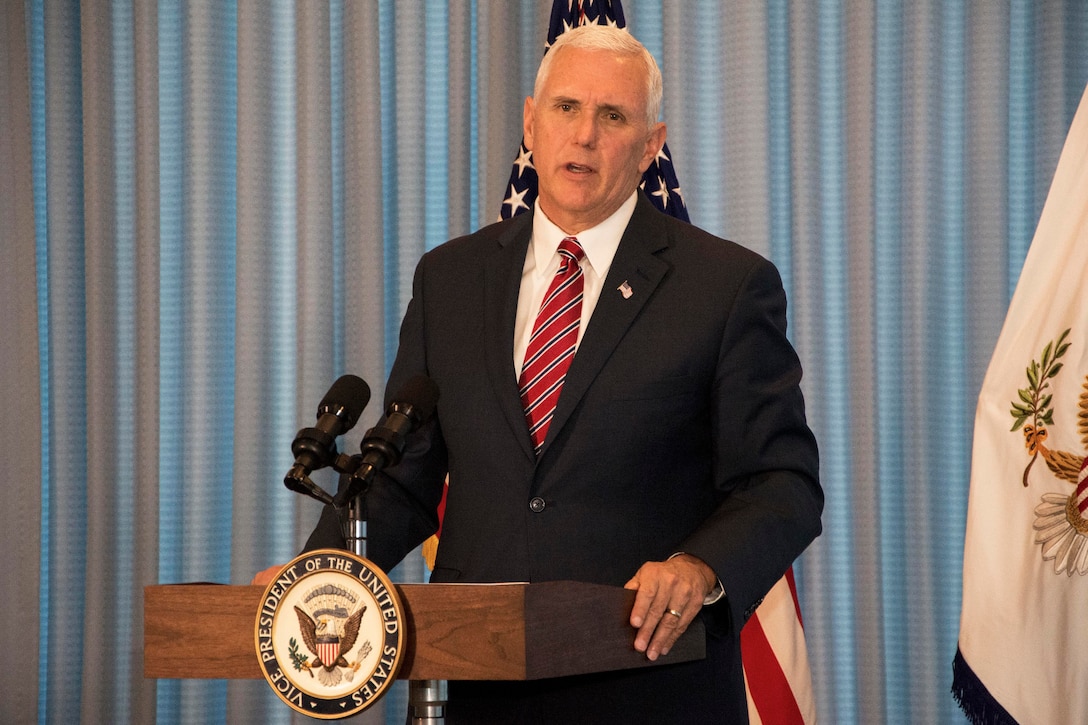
top-left (519, 236), bottom-right (585, 454)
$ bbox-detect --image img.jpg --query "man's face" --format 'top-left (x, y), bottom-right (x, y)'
top-left (524, 46), bottom-right (666, 234)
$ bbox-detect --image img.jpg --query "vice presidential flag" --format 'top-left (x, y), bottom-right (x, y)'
top-left (954, 82), bottom-right (1088, 724)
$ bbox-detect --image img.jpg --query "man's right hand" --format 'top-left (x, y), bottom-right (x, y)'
top-left (251, 564), bottom-right (284, 587)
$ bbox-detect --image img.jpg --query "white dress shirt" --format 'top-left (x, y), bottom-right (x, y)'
top-left (512, 192), bottom-right (638, 376)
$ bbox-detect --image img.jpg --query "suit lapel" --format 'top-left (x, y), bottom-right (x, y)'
top-left (482, 214), bottom-right (538, 461)
top-left (540, 197), bottom-right (672, 457)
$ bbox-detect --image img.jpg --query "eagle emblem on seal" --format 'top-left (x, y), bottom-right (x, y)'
top-left (291, 583), bottom-right (370, 686)
top-left (1010, 328), bottom-right (1088, 575)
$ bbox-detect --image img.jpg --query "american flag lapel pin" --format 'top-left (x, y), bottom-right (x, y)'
top-left (618, 281), bottom-right (633, 299)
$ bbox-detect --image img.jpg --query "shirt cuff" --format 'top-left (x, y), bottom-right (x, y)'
top-left (702, 580), bottom-right (725, 605)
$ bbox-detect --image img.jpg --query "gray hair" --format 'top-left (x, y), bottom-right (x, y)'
top-left (533, 24), bottom-right (663, 128)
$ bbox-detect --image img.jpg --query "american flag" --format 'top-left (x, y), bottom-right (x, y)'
top-left (498, 0), bottom-right (689, 223)
top-left (496, 4), bottom-right (816, 723)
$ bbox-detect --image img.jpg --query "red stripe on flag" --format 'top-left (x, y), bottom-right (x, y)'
top-left (741, 611), bottom-right (805, 725)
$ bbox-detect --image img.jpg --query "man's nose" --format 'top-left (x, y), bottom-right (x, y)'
top-left (572, 114), bottom-right (598, 147)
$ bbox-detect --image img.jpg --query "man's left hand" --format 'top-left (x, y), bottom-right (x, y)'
top-left (624, 553), bottom-right (717, 661)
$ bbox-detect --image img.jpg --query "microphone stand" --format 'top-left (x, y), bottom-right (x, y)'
top-left (341, 467), bottom-right (447, 725)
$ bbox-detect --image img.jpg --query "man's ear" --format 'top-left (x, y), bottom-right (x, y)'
top-left (639, 121), bottom-right (667, 173)
top-left (523, 96), bottom-right (536, 150)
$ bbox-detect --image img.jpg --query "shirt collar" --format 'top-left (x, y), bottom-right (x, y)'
top-left (529, 191), bottom-right (639, 278)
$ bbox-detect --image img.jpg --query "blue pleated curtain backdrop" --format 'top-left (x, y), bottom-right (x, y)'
top-left (2, 1), bottom-right (1087, 723)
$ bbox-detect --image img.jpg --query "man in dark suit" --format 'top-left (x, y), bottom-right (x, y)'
top-left (310, 24), bottom-right (822, 723)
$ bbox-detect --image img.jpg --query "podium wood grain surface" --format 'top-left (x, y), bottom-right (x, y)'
top-left (144, 581), bottom-right (705, 681)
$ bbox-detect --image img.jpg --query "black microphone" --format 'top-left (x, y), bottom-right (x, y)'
top-left (285, 374), bottom-right (371, 504)
top-left (333, 374), bottom-right (440, 508)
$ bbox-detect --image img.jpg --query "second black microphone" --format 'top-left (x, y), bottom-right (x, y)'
top-left (334, 374), bottom-right (440, 507)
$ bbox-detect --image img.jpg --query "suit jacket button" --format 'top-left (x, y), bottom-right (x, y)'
top-left (529, 497), bottom-right (546, 513)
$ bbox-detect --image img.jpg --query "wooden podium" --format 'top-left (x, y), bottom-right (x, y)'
top-left (144, 580), bottom-right (705, 682)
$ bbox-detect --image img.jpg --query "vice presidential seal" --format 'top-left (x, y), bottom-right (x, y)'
top-left (255, 549), bottom-right (405, 718)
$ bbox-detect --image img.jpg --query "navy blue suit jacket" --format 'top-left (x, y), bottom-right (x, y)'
top-left (314, 196), bottom-right (822, 723)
